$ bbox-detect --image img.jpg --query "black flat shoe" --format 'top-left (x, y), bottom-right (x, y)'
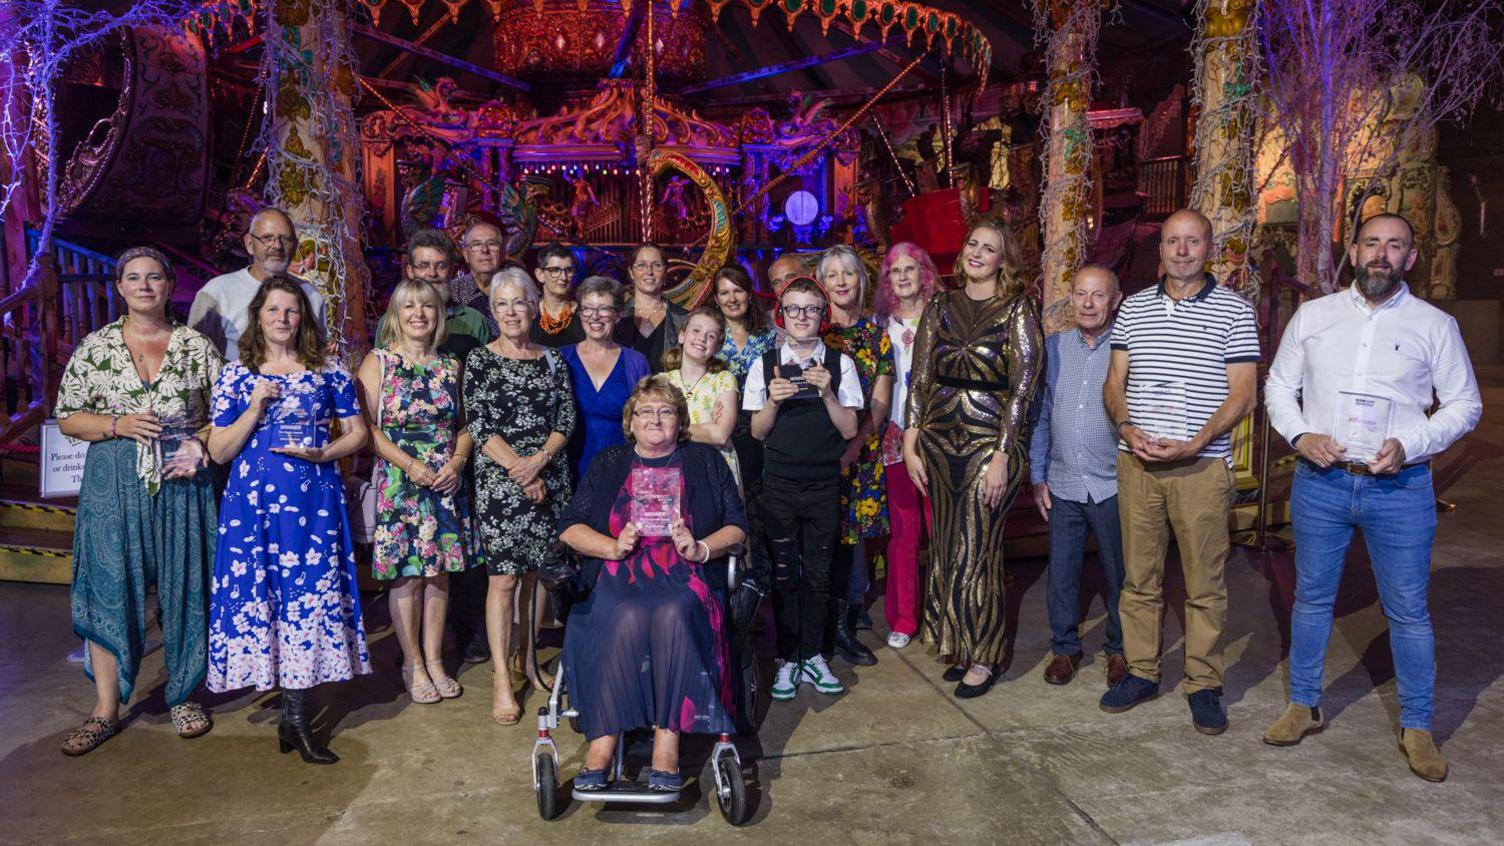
top-left (942, 664), bottom-right (968, 683)
top-left (954, 665), bottom-right (1000, 699)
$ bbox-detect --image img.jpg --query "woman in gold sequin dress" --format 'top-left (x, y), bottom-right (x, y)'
top-left (902, 220), bottom-right (1043, 698)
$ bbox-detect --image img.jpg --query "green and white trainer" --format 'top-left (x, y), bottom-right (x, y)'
top-left (771, 660), bottom-right (801, 701)
top-left (801, 655), bottom-right (845, 695)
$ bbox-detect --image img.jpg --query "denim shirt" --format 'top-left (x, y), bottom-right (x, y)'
top-left (1027, 324), bottom-right (1118, 503)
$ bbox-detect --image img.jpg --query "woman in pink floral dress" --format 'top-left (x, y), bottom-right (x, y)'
top-left (357, 279), bottom-right (476, 705)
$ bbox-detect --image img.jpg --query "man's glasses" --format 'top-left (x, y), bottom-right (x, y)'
top-left (780, 304), bottom-right (824, 319)
top-left (465, 240), bottom-right (503, 252)
top-left (249, 233), bottom-right (296, 247)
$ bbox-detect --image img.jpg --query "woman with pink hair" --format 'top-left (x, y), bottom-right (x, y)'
top-left (874, 242), bottom-right (942, 649)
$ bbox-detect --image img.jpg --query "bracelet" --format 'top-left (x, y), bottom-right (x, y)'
top-left (695, 539), bottom-right (710, 563)
top-left (1114, 420), bottom-right (1131, 432)
top-left (108, 416), bottom-right (118, 438)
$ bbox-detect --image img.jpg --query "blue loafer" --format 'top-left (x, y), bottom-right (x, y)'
top-left (575, 767), bottom-right (610, 791)
top-left (1099, 674), bottom-right (1160, 713)
top-left (646, 768), bottom-right (683, 792)
top-left (1188, 688), bottom-right (1228, 735)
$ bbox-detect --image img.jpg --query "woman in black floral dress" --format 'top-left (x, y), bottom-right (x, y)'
top-left (463, 268), bottom-right (576, 725)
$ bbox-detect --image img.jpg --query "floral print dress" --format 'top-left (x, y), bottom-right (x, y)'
top-left (370, 350), bottom-right (474, 579)
top-left (823, 316), bottom-right (895, 542)
top-left (664, 367), bottom-right (741, 488)
top-left (207, 361), bottom-right (371, 692)
top-left (463, 345), bottom-right (576, 575)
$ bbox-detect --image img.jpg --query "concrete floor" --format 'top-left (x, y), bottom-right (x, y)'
top-left (4, 367), bottom-right (1502, 845)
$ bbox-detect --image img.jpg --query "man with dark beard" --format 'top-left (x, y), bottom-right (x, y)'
top-left (1262, 212), bottom-right (1481, 782)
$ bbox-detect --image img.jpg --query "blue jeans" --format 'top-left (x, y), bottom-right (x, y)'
top-left (1289, 460), bottom-right (1437, 730)
top-left (1046, 494), bottom-right (1125, 656)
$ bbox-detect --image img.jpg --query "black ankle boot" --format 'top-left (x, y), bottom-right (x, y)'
top-left (278, 689), bottom-right (338, 764)
top-left (833, 600), bottom-right (877, 666)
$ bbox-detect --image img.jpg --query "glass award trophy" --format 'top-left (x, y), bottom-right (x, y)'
top-left (273, 401), bottom-right (316, 448)
top-left (1138, 382), bottom-right (1189, 441)
top-left (1333, 391), bottom-right (1392, 461)
top-left (629, 466), bottom-right (682, 537)
top-left (157, 414), bottom-right (201, 474)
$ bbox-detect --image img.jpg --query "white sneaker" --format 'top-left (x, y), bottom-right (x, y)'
top-left (771, 660), bottom-right (801, 701)
top-left (801, 655), bottom-right (845, 695)
top-left (887, 631), bottom-right (911, 649)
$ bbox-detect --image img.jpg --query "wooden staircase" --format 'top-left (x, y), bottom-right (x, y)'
top-left (0, 456), bottom-right (74, 584)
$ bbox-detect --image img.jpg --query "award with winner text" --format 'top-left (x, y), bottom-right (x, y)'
top-left (630, 466), bottom-right (682, 537)
top-left (1137, 382), bottom-right (1189, 441)
top-left (156, 414), bottom-right (202, 475)
top-left (1333, 391), bottom-right (1392, 461)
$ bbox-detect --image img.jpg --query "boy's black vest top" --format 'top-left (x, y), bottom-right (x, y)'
top-left (759, 345), bottom-right (848, 480)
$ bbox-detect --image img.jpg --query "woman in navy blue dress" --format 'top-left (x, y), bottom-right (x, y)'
top-left (206, 276), bottom-right (371, 764)
top-left (560, 276), bottom-right (650, 479)
top-left (558, 376), bottom-right (747, 792)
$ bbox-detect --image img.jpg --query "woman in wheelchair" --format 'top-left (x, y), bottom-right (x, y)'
top-left (557, 376), bottom-right (749, 792)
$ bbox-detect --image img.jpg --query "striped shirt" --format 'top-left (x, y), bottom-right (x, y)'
top-left (1111, 276), bottom-right (1260, 463)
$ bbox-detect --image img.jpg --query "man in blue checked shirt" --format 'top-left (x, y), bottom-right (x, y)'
top-left (1028, 265), bottom-right (1127, 689)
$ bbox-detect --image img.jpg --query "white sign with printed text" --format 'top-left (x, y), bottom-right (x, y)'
top-left (40, 418), bottom-right (89, 498)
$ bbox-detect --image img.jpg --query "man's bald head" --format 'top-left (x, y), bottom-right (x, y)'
top-left (1159, 208), bottom-right (1213, 285)
top-left (768, 254), bottom-right (807, 291)
top-left (244, 207), bottom-right (297, 277)
top-left (1070, 263), bottom-right (1121, 336)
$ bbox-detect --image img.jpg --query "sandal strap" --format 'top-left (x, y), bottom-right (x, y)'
top-left (63, 717), bottom-right (117, 750)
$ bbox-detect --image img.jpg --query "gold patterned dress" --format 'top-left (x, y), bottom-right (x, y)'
top-left (905, 290), bottom-right (1042, 666)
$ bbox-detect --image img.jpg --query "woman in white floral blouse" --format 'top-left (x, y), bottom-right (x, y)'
top-left (56, 247), bottom-right (224, 756)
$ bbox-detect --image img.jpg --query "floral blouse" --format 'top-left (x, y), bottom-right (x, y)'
top-left (56, 318), bottom-right (224, 494)
top-left (664, 367), bottom-right (742, 488)
top-left (719, 328), bottom-right (778, 390)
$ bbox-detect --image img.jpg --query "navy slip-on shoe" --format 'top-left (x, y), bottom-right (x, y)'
top-left (647, 768), bottom-right (684, 792)
top-left (1099, 674), bottom-right (1161, 713)
top-left (1188, 688), bottom-right (1228, 735)
top-left (574, 767), bottom-right (610, 791)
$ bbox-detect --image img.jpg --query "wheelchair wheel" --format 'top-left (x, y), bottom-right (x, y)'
top-left (534, 754), bottom-right (561, 821)
top-left (713, 750), bottom-right (749, 826)
top-left (735, 649), bottom-right (764, 735)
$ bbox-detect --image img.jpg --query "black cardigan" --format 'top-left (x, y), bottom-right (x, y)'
top-left (557, 441), bottom-right (750, 592)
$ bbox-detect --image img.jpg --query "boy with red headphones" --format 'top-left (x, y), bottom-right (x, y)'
top-left (743, 276), bottom-right (863, 701)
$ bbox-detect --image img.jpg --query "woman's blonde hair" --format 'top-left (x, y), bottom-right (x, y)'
top-left (954, 219), bottom-right (1024, 299)
top-left (621, 375), bottom-right (692, 443)
top-left (659, 306), bottom-right (728, 373)
top-left (817, 245), bottom-right (871, 315)
top-left (377, 278), bottom-right (448, 351)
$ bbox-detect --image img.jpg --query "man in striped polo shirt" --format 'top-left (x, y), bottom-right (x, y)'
top-left (1098, 209), bottom-right (1260, 735)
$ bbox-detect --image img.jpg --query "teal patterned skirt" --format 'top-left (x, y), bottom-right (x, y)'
top-left (71, 438), bottom-right (217, 706)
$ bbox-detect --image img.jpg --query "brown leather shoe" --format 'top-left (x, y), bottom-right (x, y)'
top-left (1399, 729), bottom-right (1448, 782)
top-left (1262, 702), bottom-right (1324, 746)
top-left (1104, 654), bottom-right (1128, 688)
top-left (1043, 652), bottom-right (1082, 685)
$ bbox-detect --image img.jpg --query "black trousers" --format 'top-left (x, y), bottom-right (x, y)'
top-left (762, 473), bottom-right (840, 662)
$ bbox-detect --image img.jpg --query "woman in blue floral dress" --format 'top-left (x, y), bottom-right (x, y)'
top-left (206, 276), bottom-right (371, 765)
top-left (358, 279), bottom-right (475, 705)
top-left (819, 246), bottom-right (894, 667)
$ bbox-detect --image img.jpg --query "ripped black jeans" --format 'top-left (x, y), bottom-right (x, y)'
top-left (761, 473), bottom-right (841, 662)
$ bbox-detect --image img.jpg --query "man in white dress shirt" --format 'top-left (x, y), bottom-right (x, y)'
top-left (188, 208), bottom-right (326, 359)
top-left (1261, 213), bottom-right (1481, 783)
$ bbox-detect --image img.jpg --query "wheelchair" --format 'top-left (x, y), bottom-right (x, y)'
top-left (530, 545), bottom-right (759, 826)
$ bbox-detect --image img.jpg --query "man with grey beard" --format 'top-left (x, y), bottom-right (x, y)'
top-left (189, 207), bottom-right (327, 359)
top-left (1262, 212), bottom-right (1481, 782)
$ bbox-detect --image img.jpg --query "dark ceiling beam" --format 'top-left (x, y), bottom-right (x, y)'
top-left (375, 12), bottom-right (456, 79)
top-left (607, 3), bottom-right (645, 78)
top-left (829, 21), bottom-right (940, 85)
top-left (350, 23), bottom-right (530, 91)
top-left (678, 41), bottom-right (888, 95)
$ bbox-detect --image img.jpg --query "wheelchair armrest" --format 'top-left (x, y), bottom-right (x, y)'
top-left (725, 543), bottom-right (747, 592)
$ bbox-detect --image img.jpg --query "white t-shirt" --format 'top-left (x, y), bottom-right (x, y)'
top-left (187, 268), bottom-right (327, 359)
top-left (741, 339), bottom-right (864, 411)
top-left (885, 314), bottom-right (920, 430)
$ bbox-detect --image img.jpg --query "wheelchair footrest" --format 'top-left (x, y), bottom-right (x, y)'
top-left (572, 783), bottom-right (681, 804)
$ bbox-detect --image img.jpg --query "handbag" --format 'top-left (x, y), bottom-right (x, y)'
top-left (349, 352), bottom-right (383, 545)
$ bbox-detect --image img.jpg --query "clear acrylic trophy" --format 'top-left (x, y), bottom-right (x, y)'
top-left (629, 466), bottom-right (682, 537)
top-left (273, 401), bottom-right (316, 448)
top-left (157, 414), bottom-right (200, 474)
top-left (1138, 382), bottom-right (1189, 441)
top-left (1333, 391), bottom-right (1392, 461)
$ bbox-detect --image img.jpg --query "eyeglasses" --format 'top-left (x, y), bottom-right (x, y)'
top-left (538, 266), bottom-right (574, 276)
top-left (632, 407), bottom-right (677, 420)
top-left (249, 233), bottom-right (296, 247)
top-left (780, 304), bottom-right (824, 319)
top-left (465, 240), bottom-right (503, 252)
top-left (579, 306), bottom-right (617, 317)
top-left (632, 261), bottom-right (666, 272)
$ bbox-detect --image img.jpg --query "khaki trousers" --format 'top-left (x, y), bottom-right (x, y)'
top-left (1116, 452), bottom-right (1234, 693)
